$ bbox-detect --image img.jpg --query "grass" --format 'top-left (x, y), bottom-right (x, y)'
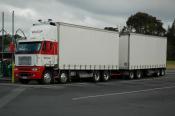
top-left (167, 60), bottom-right (175, 69)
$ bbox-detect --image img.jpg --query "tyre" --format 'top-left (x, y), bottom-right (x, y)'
top-left (42, 71), bottom-right (52, 84)
top-left (144, 70), bottom-right (150, 77)
top-left (101, 71), bottom-right (110, 82)
top-left (19, 79), bottom-right (30, 84)
top-left (155, 69), bottom-right (160, 77)
top-left (128, 71), bottom-right (134, 80)
top-left (135, 70), bottom-right (142, 79)
top-left (92, 71), bottom-right (100, 82)
top-left (60, 72), bottom-right (68, 84)
top-left (160, 69), bottom-right (166, 76)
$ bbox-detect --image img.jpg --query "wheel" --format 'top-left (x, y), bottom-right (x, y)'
top-left (155, 69), bottom-right (160, 77)
top-left (92, 71), bottom-right (100, 82)
top-left (101, 71), bottom-right (110, 82)
top-left (144, 70), bottom-right (150, 77)
top-left (128, 71), bottom-right (134, 80)
top-left (60, 72), bottom-right (68, 84)
top-left (135, 70), bottom-right (142, 79)
top-left (19, 79), bottom-right (30, 84)
top-left (160, 69), bottom-right (166, 76)
top-left (42, 71), bottom-right (52, 84)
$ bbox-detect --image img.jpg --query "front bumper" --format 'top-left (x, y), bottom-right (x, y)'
top-left (14, 66), bottom-right (45, 79)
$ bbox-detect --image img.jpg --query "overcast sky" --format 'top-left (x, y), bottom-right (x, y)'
top-left (0, 0), bottom-right (174, 36)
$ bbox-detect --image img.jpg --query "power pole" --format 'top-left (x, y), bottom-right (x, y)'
top-left (12, 11), bottom-right (15, 83)
top-left (1, 12), bottom-right (4, 78)
top-left (173, 19), bottom-right (175, 36)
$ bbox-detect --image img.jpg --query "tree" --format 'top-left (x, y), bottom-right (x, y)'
top-left (126, 12), bottom-right (166, 36)
top-left (167, 19), bottom-right (175, 60)
top-left (0, 34), bottom-right (22, 52)
top-left (0, 35), bottom-right (11, 52)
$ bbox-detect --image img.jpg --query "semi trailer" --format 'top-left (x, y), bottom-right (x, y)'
top-left (14, 21), bottom-right (167, 84)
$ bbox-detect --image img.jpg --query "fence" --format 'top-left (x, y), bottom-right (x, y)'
top-left (0, 35), bottom-right (14, 80)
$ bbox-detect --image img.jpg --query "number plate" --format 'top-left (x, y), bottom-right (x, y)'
top-left (21, 76), bottom-right (28, 79)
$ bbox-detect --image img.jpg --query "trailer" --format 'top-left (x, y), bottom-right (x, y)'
top-left (14, 22), bottom-right (119, 84)
top-left (119, 33), bottom-right (167, 79)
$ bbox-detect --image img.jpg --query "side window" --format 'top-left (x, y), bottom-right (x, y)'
top-left (50, 42), bottom-right (53, 50)
top-left (42, 41), bottom-right (46, 51)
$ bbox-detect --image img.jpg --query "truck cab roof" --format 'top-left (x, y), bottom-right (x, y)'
top-left (21, 24), bottom-right (58, 42)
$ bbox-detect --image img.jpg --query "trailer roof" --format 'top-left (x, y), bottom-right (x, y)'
top-left (56, 22), bottom-right (119, 34)
top-left (120, 32), bottom-right (166, 39)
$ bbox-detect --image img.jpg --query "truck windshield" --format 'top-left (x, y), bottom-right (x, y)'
top-left (16, 42), bottom-right (41, 53)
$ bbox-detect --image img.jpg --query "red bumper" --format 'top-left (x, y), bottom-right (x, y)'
top-left (14, 66), bottom-right (45, 80)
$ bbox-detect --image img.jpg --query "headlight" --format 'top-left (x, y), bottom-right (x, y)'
top-left (14, 67), bottom-right (18, 71)
top-left (32, 67), bottom-right (38, 71)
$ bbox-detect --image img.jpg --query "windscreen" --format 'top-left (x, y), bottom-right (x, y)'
top-left (16, 42), bottom-right (41, 53)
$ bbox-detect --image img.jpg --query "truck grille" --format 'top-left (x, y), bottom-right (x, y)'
top-left (19, 73), bottom-right (32, 77)
top-left (18, 56), bottom-right (32, 65)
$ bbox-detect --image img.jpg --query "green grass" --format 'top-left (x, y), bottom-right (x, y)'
top-left (167, 60), bottom-right (175, 69)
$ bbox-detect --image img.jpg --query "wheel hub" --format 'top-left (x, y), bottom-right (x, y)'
top-left (44, 73), bottom-right (51, 83)
top-left (60, 73), bottom-right (68, 83)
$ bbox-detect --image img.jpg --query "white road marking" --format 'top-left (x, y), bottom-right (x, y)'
top-left (64, 83), bottom-right (95, 87)
top-left (72, 85), bottom-right (175, 100)
top-left (0, 87), bottom-right (25, 109)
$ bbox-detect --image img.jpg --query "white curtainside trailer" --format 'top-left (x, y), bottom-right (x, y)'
top-left (119, 33), bottom-right (167, 79)
top-left (56, 22), bottom-right (119, 82)
top-left (58, 23), bottom-right (119, 70)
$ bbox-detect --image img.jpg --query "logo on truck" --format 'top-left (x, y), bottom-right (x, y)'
top-left (32, 30), bottom-right (43, 33)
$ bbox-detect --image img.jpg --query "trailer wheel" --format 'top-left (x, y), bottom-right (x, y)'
top-left (42, 71), bottom-right (52, 84)
top-left (60, 72), bottom-right (68, 84)
top-left (19, 79), bottom-right (30, 84)
top-left (92, 71), bottom-right (100, 82)
top-left (135, 70), bottom-right (142, 79)
top-left (160, 69), bottom-right (166, 76)
top-left (144, 70), bottom-right (150, 77)
top-left (155, 69), bottom-right (160, 77)
top-left (128, 71), bottom-right (134, 80)
top-left (101, 71), bottom-right (110, 82)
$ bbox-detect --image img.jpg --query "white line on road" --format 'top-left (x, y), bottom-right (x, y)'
top-left (72, 85), bottom-right (175, 100)
top-left (0, 87), bottom-right (25, 109)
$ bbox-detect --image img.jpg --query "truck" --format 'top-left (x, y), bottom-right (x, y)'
top-left (14, 21), bottom-right (167, 84)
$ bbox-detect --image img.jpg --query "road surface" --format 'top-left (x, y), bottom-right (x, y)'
top-left (0, 69), bottom-right (175, 116)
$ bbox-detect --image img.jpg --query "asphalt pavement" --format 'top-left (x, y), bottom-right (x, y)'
top-left (0, 69), bottom-right (175, 116)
